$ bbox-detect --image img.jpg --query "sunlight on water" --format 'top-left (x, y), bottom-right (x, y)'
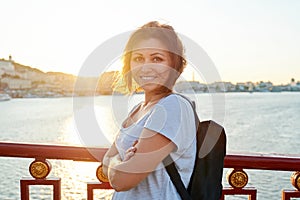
top-left (94, 105), bottom-right (118, 146)
top-left (58, 116), bottom-right (82, 145)
top-left (50, 160), bottom-right (114, 200)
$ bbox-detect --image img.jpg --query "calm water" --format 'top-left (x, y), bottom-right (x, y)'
top-left (0, 92), bottom-right (299, 199)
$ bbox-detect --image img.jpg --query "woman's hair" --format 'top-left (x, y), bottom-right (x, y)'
top-left (115, 21), bottom-right (186, 94)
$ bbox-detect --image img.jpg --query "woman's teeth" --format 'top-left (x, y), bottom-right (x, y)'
top-left (140, 76), bottom-right (156, 80)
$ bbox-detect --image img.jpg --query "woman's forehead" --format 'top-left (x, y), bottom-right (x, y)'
top-left (131, 38), bottom-right (168, 52)
top-left (131, 48), bottom-right (170, 56)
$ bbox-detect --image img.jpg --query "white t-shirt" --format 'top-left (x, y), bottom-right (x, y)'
top-left (112, 94), bottom-right (197, 200)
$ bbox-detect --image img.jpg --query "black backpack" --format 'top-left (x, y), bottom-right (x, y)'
top-left (163, 94), bottom-right (227, 200)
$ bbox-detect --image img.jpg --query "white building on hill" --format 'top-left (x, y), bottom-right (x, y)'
top-left (0, 56), bottom-right (15, 76)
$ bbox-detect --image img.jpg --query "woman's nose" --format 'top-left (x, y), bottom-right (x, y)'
top-left (139, 58), bottom-right (153, 69)
top-left (140, 63), bottom-right (152, 72)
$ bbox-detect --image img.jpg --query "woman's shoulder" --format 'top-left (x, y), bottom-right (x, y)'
top-left (152, 93), bottom-right (194, 116)
top-left (156, 93), bottom-right (180, 107)
top-left (160, 93), bottom-right (193, 107)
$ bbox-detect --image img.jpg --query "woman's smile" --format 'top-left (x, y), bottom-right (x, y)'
top-left (140, 76), bottom-right (157, 81)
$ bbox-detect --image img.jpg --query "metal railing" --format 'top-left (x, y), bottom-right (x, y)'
top-left (0, 141), bottom-right (299, 200)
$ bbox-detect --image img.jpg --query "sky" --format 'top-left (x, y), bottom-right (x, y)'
top-left (0, 0), bottom-right (299, 84)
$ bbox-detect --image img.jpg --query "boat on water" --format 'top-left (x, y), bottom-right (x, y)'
top-left (0, 93), bottom-right (11, 101)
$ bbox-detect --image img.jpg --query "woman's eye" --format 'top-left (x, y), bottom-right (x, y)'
top-left (133, 56), bottom-right (144, 63)
top-left (153, 57), bottom-right (163, 62)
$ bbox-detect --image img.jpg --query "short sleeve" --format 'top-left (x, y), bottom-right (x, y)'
top-left (144, 95), bottom-right (191, 149)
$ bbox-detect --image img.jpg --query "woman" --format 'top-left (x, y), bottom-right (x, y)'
top-left (102, 21), bottom-right (197, 199)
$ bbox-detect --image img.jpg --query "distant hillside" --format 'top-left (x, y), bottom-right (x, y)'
top-left (13, 61), bottom-right (44, 74)
top-left (11, 60), bottom-right (75, 79)
top-left (46, 71), bottom-right (75, 78)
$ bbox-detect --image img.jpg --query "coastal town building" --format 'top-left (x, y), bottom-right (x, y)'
top-left (255, 81), bottom-right (273, 92)
top-left (290, 78), bottom-right (300, 91)
top-left (0, 57), bottom-right (15, 76)
top-left (0, 77), bottom-right (31, 89)
top-left (174, 81), bottom-right (207, 93)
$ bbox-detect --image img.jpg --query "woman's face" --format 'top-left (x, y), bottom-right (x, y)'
top-left (130, 38), bottom-right (177, 93)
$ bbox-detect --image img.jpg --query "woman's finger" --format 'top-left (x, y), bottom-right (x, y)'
top-left (126, 146), bottom-right (137, 153)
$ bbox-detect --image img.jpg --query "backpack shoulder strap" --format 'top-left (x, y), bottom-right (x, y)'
top-left (163, 155), bottom-right (192, 200)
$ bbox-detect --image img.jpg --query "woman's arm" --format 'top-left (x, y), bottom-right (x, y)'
top-left (102, 142), bottom-right (119, 177)
top-left (108, 128), bottom-right (176, 191)
top-left (102, 140), bottom-right (138, 177)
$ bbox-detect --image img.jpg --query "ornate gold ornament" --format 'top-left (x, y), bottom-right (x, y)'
top-left (291, 171), bottom-right (300, 191)
top-left (96, 163), bottom-right (109, 183)
top-left (226, 168), bottom-right (248, 188)
top-left (29, 159), bottom-right (51, 179)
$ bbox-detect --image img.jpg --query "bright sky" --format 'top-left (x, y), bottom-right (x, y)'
top-left (0, 0), bottom-right (299, 84)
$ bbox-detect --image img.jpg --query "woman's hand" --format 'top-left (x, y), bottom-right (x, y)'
top-left (123, 146), bottom-right (137, 162)
top-left (109, 154), bottom-right (122, 168)
top-left (123, 140), bottom-right (138, 162)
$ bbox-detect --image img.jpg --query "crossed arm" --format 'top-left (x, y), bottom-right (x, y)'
top-left (102, 128), bottom-right (176, 191)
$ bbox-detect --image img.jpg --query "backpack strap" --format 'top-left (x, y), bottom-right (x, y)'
top-left (163, 155), bottom-right (192, 200)
top-left (163, 93), bottom-right (198, 200)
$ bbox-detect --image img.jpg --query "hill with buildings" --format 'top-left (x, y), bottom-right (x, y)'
top-left (0, 57), bottom-right (112, 97)
top-left (1, 56), bottom-right (299, 98)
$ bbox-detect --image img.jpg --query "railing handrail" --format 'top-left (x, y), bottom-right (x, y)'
top-left (1, 141), bottom-right (300, 171)
top-left (0, 141), bottom-right (105, 162)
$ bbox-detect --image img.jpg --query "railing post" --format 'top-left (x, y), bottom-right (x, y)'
top-left (222, 187), bottom-right (257, 200)
top-left (87, 163), bottom-right (113, 200)
top-left (87, 182), bottom-right (112, 200)
top-left (20, 159), bottom-right (61, 200)
top-left (222, 168), bottom-right (257, 199)
top-left (20, 180), bottom-right (30, 200)
top-left (282, 190), bottom-right (300, 200)
top-left (282, 171), bottom-right (300, 200)
top-left (20, 177), bottom-right (61, 200)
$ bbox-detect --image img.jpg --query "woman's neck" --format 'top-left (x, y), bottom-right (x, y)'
top-left (144, 91), bottom-right (173, 106)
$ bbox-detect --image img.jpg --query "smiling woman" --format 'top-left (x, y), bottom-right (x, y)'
top-left (100, 21), bottom-right (197, 200)
top-left (130, 39), bottom-right (175, 94)
top-left (119, 21), bottom-right (187, 95)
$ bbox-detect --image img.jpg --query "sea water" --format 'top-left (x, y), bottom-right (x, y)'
top-left (0, 92), bottom-right (299, 199)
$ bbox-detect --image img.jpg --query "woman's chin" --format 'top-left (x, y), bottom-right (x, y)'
top-left (139, 83), bottom-right (161, 92)
top-left (141, 85), bottom-right (172, 94)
